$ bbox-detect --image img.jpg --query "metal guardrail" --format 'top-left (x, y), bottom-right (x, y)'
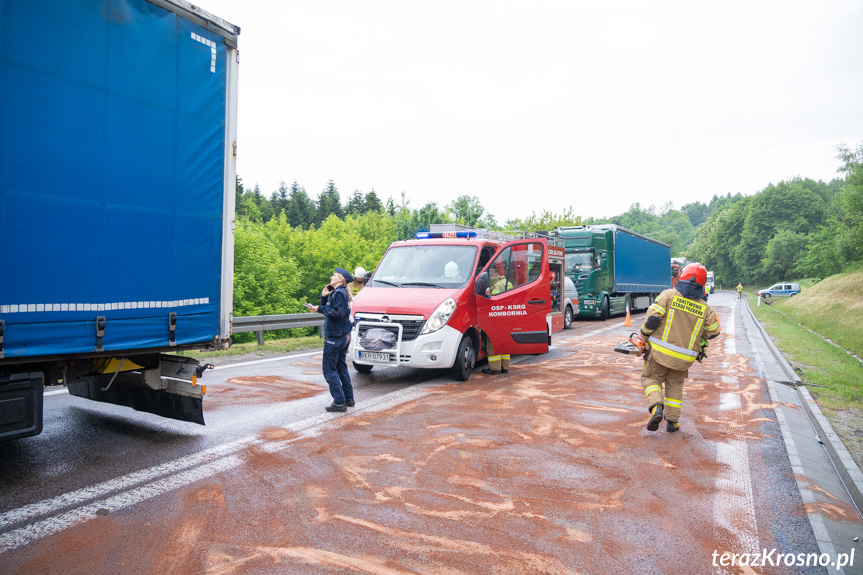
top-left (232, 313), bottom-right (324, 345)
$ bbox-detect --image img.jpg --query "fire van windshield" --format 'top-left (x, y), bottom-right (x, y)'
top-left (370, 245), bottom-right (478, 289)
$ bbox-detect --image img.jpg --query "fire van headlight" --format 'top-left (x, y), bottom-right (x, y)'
top-left (420, 297), bottom-right (457, 335)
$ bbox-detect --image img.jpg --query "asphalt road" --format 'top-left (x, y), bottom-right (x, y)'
top-left (0, 292), bottom-right (848, 574)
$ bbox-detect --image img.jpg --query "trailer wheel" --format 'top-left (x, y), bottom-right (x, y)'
top-left (451, 334), bottom-right (475, 381)
top-left (599, 296), bottom-right (610, 320)
top-left (353, 362), bottom-right (373, 373)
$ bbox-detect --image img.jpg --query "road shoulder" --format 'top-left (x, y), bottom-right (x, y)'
top-left (741, 298), bottom-right (863, 574)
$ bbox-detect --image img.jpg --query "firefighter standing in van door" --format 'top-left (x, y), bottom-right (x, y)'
top-left (633, 263), bottom-right (721, 432)
top-left (483, 266), bottom-right (513, 376)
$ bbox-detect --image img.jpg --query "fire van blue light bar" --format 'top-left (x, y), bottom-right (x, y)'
top-left (415, 231), bottom-right (477, 239)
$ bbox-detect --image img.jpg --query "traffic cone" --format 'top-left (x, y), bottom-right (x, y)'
top-left (623, 306), bottom-right (632, 327)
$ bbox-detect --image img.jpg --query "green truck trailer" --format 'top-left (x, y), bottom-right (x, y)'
top-left (556, 225), bottom-right (671, 320)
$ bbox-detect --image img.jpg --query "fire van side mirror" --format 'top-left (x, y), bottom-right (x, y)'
top-left (475, 271), bottom-right (490, 297)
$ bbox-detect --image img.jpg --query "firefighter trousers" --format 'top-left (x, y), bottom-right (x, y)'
top-left (641, 356), bottom-right (687, 423)
top-left (486, 338), bottom-right (510, 371)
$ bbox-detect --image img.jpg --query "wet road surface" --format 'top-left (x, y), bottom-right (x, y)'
top-left (0, 293), bottom-right (855, 574)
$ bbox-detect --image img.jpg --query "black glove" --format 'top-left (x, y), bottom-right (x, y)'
top-left (696, 338), bottom-right (708, 362)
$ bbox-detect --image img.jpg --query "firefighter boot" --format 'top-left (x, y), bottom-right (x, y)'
top-left (646, 403), bottom-right (664, 432)
top-left (666, 420), bottom-right (679, 433)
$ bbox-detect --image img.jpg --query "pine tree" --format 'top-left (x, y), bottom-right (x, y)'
top-left (286, 181), bottom-right (316, 229)
top-left (345, 189), bottom-right (366, 216)
top-left (364, 189), bottom-right (384, 213)
top-left (252, 184), bottom-right (274, 222)
top-left (235, 175), bottom-right (246, 217)
top-left (272, 180), bottom-right (289, 217)
top-left (316, 180), bottom-right (344, 224)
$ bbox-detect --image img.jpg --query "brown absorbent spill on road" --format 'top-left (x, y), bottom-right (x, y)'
top-left (11, 330), bottom-right (792, 575)
top-left (205, 376), bottom-right (324, 409)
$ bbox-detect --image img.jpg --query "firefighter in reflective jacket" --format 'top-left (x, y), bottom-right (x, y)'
top-left (483, 266), bottom-right (513, 375)
top-left (634, 263), bottom-right (721, 432)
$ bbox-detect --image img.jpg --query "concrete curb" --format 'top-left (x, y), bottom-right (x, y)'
top-left (797, 386), bottom-right (863, 518)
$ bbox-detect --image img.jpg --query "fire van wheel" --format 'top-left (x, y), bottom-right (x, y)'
top-left (451, 334), bottom-right (474, 382)
top-left (352, 362), bottom-right (373, 373)
top-left (564, 305), bottom-right (573, 329)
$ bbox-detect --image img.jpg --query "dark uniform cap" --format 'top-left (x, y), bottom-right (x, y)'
top-left (335, 267), bottom-right (354, 284)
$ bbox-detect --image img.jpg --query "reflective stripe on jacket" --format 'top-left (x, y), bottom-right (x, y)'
top-left (640, 288), bottom-right (721, 371)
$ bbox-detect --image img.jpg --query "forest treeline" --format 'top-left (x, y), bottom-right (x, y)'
top-left (232, 143), bottom-right (863, 330)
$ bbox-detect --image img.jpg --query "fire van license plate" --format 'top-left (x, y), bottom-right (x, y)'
top-left (359, 351), bottom-right (390, 362)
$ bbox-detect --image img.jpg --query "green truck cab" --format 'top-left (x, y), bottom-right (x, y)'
top-left (556, 225), bottom-right (671, 320)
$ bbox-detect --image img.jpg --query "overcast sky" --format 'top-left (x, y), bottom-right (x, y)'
top-left (198, 0), bottom-right (863, 224)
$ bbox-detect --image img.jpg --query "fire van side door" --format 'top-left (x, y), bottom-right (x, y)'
top-left (475, 239), bottom-right (551, 355)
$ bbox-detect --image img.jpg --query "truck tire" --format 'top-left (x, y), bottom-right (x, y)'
top-left (599, 296), bottom-right (610, 320)
top-left (451, 334), bottom-right (475, 381)
top-left (564, 305), bottom-right (573, 329)
top-left (352, 362), bottom-right (373, 373)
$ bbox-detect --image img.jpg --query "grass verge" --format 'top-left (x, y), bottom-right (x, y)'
top-left (750, 298), bottom-right (863, 408)
top-left (748, 292), bottom-right (863, 471)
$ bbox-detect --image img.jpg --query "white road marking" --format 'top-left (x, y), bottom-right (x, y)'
top-left (211, 350), bottom-right (321, 370)
top-left (9, 320), bottom-right (622, 552)
top-left (713, 302), bottom-right (760, 569)
top-left (0, 373), bottom-right (446, 553)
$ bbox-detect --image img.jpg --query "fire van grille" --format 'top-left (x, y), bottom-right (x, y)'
top-left (358, 320), bottom-right (424, 342)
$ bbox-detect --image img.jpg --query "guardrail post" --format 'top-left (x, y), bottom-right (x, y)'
top-left (319, 325), bottom-right (324, 338)
top-left (256, 330), bottom-right (265, 346)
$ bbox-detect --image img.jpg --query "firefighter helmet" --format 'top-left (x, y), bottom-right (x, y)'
top-left (444, 261), bottom-right (460, 278)
top-left (679, 263), bottom-right (707, 287)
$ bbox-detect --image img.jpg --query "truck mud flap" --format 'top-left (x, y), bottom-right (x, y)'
top-left (0, 372), bottom-right (44, 441)
top-left (67, 379), bottom-right (205, 425)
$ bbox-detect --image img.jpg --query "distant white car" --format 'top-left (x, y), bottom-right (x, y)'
top-left (563, 276), bottom-right (579, 329)
top-left (758, 282), bottom-right (801, 298)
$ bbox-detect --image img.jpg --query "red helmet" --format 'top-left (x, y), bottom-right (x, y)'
top-left (679, 263), bottom-right (707, 287)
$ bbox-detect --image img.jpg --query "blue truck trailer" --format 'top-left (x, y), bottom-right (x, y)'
top-left (556, 225), bottom-right (671, 320)
top-left (0, 0), bottom-right (239, 441)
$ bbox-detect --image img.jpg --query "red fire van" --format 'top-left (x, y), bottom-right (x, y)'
top-left (348, 229), bottom-right (553, 381)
